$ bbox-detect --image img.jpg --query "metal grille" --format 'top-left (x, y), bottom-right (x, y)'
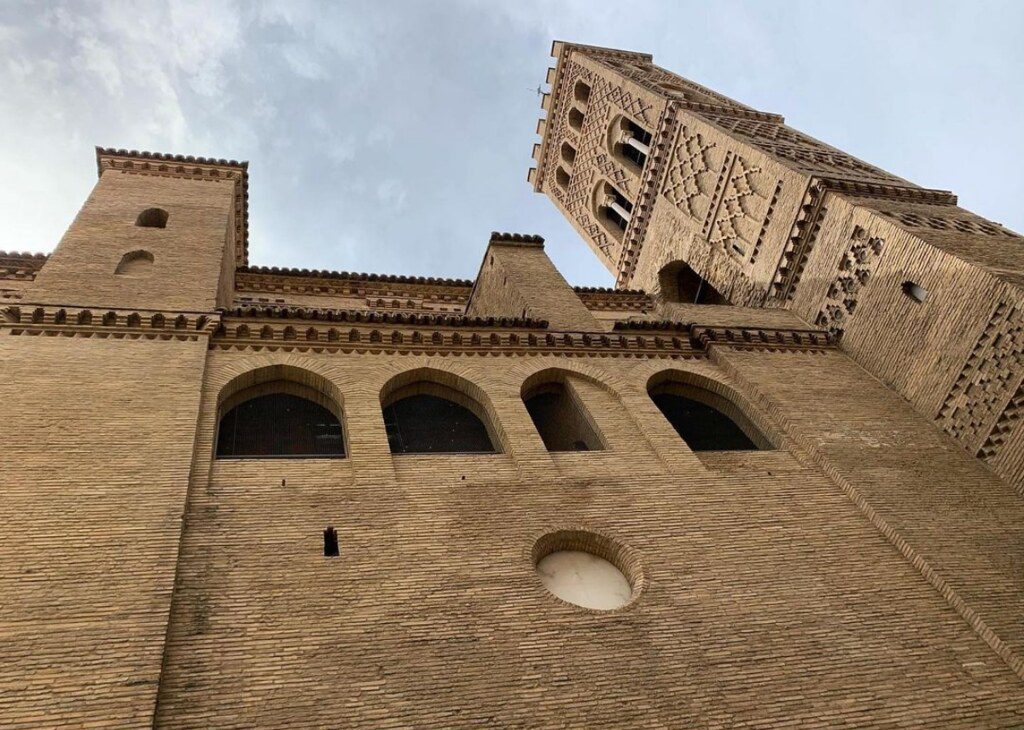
top-left (216, 393), bottom-right (345, 458)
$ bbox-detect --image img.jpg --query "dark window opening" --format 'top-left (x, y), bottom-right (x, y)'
top-left (323, 526), bottom-right (339, 557)
top-left (619, 119), bottom-right (653, 170)
top-left (383, 393), bottom-right (495, 454)
top-left (523, 383), bottom-right (603, 452)
top-left (658, 262), bottom-right (729, 305)
top-left (216, 393), bottom-right (345, 458)
top-left (651, 392), bottom-right (759, 451)
top-left (136, 208), bottom-right (169, 228)
top-left (597, 184), bottom-right (632, 233)
top-left (902, 281), bottom-right (928, 303)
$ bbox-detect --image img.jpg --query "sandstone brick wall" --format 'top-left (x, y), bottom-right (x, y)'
top-left (0, 336), bottom-right (207, 728)
top-left (147, 349), bottom-right (1024, 727)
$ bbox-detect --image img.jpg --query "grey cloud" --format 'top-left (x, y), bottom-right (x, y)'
top-left (0, 0), bottom-right (1021, 287)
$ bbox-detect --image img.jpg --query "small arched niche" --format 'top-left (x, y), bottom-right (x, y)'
top-left (521, 373), bottom-right (604, 452)
top-left (657, 261), bottom-right (729, 305)
top-left (216, 365), bottom-right (346, 459)
top-left (381, 369), bottom-right (499, 454)
top-left (555, 166), bottom-right (571, 190)
top-left (567, 107), bottom-right (585, 132)
top-left (135, 208), bottom-right (169, 228)
top-left (573, 80), bottom-right (591, 105)
top-left (560, 141), bottom-right (577, 166)
top-left (115, 249), bottom-right (155, 277)
top-left (647, 374), bottom-right (771, 452)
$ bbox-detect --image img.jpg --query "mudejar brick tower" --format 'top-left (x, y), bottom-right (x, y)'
top-left (2, 41), bottom-right (1024, 728)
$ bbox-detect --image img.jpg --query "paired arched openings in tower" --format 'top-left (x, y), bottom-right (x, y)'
top-left (592, 181), bottom-right (633, 240)
top-left (215, 366), bottom-right (347, 458)
top-left (521, 371), bottom-right (605, 452)
top-left (657, 261), bottom-right (729, 305)
top-left (608, 115), bottom-right (653, 174)
top-left (647, 373), bottom-right (771, 452)
top-left (380, 369), bottom-right (499, 454)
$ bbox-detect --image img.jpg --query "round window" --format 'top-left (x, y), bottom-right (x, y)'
top-left (536, 549), bottom-right (633, 610)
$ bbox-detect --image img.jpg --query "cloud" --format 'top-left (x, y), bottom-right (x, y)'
top-left (0, 0), bottom-right (1021, 290)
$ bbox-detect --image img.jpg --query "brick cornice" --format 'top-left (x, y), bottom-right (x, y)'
top-left (691, 323), bottom-right (835, 353)
top-left (221, 305), bottom-right (546, 329)
top-left (214, 313), bottom-right (703, 359)
top-left (3, 304), bottom-right (219, 341)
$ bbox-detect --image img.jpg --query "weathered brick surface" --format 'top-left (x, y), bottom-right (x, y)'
top-left (2, 41), bottom-right (1024, 728)
top-left (147, 352), bottom-right (1024, 727)
top-left (0, 336), bottom-right (207, 728)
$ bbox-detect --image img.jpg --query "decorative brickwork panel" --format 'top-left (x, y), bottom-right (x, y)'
top-left (707, 155), bottom-right (780, 262)
top-left (546, 62), bottom-right (657, 262)
top-left (706, 115), bottom-right (903, 185)
top-left (599, 57), bottom-right (749, 110)
top-left (978, 383), bottom-right (1024, 460)
top-left (661, 125), bottom-right (721, 223)
top-left (814, 226), bottom-right (884, 339)
top-left (879, 209), bottom-right (1022, 239)
top-left (938, 301), bottom-right (1024, 452)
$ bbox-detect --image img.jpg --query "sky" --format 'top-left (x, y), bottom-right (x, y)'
top-left (1, 1), bottom-right (1022, 287)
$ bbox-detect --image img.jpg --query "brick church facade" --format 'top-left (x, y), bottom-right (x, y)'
top-left (2, 41), bottom-right (1024, 727)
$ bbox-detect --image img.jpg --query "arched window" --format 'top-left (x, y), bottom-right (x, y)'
top-left (136, 208), bottom-right (169, 228)
top-left (608, 116), bottom-right (653, 173)
top-left (115, 249), bottom-right (155, 276)
top-left (522, 379), bottom-right (603, 452)
top-left (574, 80), bottom-right (591, 105)
top-left (217, 392), bottom-right (345, 458)
top-left (593, 181), bottom-right (633, 239)
top-left (381, 373), bottom-right (498, 454)
top-left (657, 261), bottom-right (728, 305)
top-left (648, 377), bottom-right (770, 451)
top-left (568, 107), bottom-right (585, 132)
top-left (215, 366), bottom-right (346, 459)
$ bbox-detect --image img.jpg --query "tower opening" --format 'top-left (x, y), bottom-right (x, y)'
top-left (657, 262), bottom-right (728, 305)
top-left (323, 527), bottom-right (340, 557)
top-left (135, 208), bottom-right (169, 228)
top-left (610, 116), bottom-right (653, 172)
top-left (593, 181), bottom-right (632, 238)
top-left (573, 80), bottom-right (591, 105)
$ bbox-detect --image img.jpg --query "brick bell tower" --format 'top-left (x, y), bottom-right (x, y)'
top-left (530, 41), bottom-right (1024, 488)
